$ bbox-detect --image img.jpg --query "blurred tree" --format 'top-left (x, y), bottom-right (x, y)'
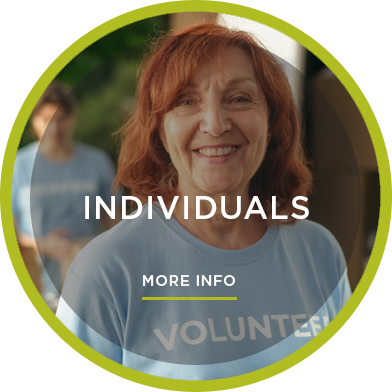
top-left (20, 15), bottom-right (169, 161)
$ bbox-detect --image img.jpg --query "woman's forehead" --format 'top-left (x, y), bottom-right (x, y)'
top-left (183, 47), bottom-right (257, 90)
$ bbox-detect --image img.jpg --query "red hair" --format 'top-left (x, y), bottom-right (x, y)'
top-left (115, 23), bottom-right (312, 222)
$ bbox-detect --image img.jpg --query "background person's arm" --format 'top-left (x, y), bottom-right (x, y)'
top-left (14, 218), bottom-right (73, 263)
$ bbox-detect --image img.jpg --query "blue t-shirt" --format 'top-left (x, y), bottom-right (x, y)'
top-left (57, 205), bottom-right (351, 380)
top-left (12, 142), bottom-right (119, 294)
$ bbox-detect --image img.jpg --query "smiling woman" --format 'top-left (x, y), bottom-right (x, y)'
top-left (56, 23), bottom-right (351, 380)
top-left (116, 24), bottom-right (311, 223)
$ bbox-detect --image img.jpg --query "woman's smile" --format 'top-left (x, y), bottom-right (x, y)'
top-left (194, 144), bottom-right (240, 162)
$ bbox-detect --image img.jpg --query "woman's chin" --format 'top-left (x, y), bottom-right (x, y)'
top-left (195, 180), bottom-right (242, 196)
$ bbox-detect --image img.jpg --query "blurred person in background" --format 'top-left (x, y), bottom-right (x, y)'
top-left (12, 81), bottom-right (121, 311)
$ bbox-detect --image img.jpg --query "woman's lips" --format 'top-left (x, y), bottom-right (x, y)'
top-left (193, 145), bottom-right (241, 161)
top-left (197, 145), bottom-right (238, 157)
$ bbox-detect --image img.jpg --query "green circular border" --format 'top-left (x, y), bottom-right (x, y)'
top-left (1, 1), bottom-right (391, 390)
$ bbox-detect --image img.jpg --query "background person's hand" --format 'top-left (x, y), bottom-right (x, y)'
top-left (38, 229), bottom-right (73, 263)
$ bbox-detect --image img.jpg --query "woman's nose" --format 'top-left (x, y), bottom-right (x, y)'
top-left (199, 104), bottom-right (231, 137)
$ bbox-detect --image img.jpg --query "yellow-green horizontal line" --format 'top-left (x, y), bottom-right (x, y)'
top-left (142, 297), bottom-right (237, 301)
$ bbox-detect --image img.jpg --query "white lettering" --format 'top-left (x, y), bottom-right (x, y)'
top-left (291, 314), bottom-right (311, 337)
top-left (221, 196), bottom-right (241, 219)
top-left (143, 275), bottom-right (153, 286)
top-left (214, 275), bottom-right (222, 286)
top-left (96, 196), bottom-right (116, 219)
top-left (291, 196), bottom-right (309, 219)
top-left (122, 196), bottom-right (142, 219)
top-left (85, 196), bottom-right (89, 219)
top-left (143, 275), bottom-right (190, 286)
top-left (184, 196), bottom-right (188, 219)
top-left (244, 196), bottom-right (267, 219)
top-left (157, 196), bottom-right (179, 219)
top-left (88, 196), bottom-right (309, 220)
top-left (309, 315), bottom-right (322, 336)
top-left (272, 196), bottom-right (288, 219)
top-left (224, 275), bottom-right (235, 286)
top-left (169, 275), bottom-right (178, 286)
top-left (148, 196), bottom-right (152, 219)
top-left (156, 275), bottom-right (167, 286)
top-left (196, 196), bottom-right (217, 219)
top-left (201, 275), bottom-right (212, 286)
top-left (181, 275), bottom-right (189, 286)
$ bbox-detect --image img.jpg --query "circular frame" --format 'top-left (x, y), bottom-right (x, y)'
top-left (1, 1), bottom-right (391, 390)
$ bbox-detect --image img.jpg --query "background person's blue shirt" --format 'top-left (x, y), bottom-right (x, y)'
top-left (12, 142), bottom-right (121, 295)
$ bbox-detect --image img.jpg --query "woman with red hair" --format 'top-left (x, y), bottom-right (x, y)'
top-left (57, 23), bottom-right (351, 380)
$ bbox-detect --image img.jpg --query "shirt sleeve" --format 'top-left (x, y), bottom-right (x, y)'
top-left (12, 156), bottom-right (34, 236)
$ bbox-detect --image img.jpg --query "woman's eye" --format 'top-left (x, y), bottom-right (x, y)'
top-left (178, 99), bottom-right (195, 106)
top-left (232, 96), bottom-right (249, 103)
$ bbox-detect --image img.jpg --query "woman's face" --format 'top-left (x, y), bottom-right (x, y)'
top-left (32, 103), bottom-right (74, 145)
top-left (162, 47), bottom-right (269, 197)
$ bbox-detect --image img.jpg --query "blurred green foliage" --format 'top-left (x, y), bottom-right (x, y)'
top-left (20, 15), bottom-right (169, 162)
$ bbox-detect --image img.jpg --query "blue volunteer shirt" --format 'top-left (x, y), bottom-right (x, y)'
top-left (57, 205), bottom-right (351, 379)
